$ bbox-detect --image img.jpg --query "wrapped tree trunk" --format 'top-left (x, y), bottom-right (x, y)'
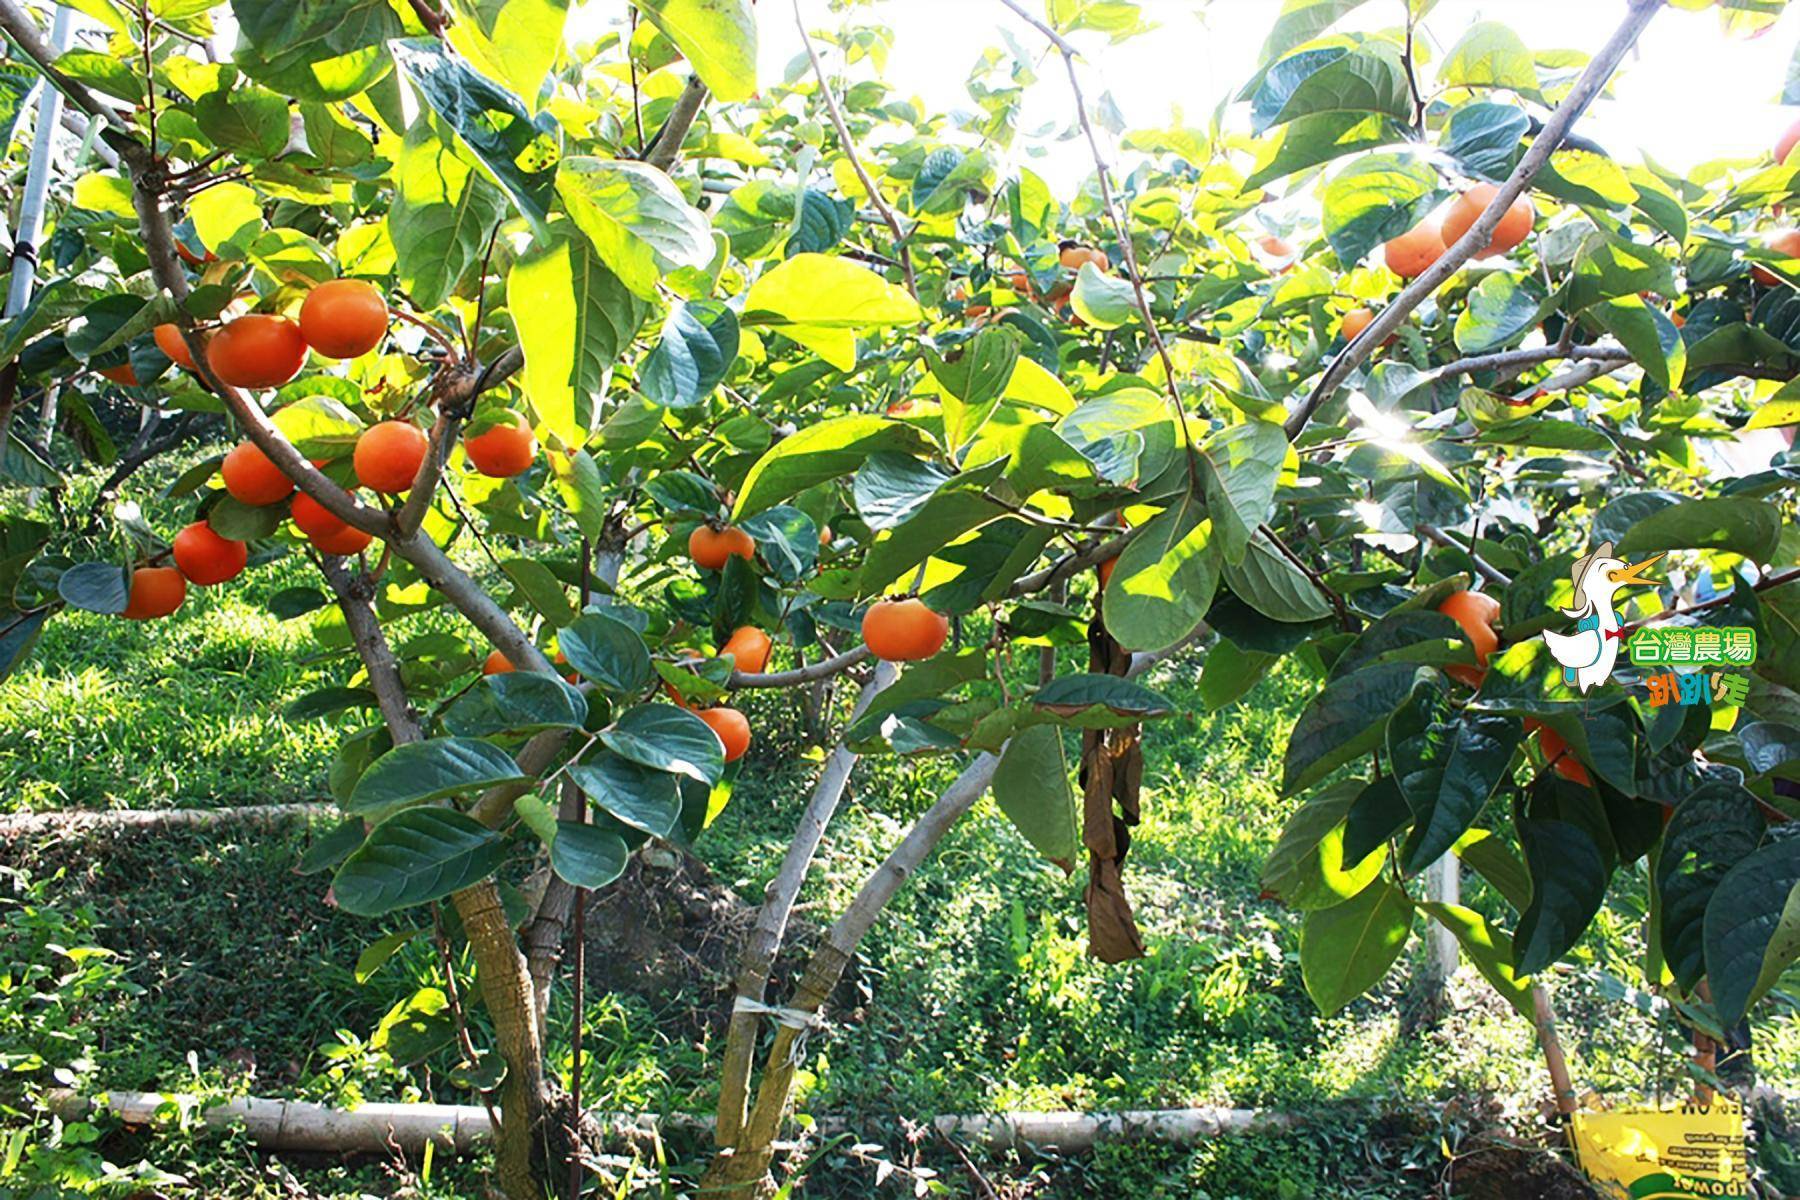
top-left (1081, 612), bottom-right (1146, 963)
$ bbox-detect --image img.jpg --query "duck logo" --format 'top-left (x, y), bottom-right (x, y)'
top-left (1540, 540), bottom-right (1663, 694)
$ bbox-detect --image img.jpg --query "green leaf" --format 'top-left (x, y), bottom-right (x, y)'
top-left (205, 495), bottom-right (285, 541)
top-left (1704, 835), bottom-right (1800, 1025)
top-left (1245, 111), bottom-right (1408, 190)
top-left (332, 808), bottom-right (505, 917)
top-left (1223, 530), bottom-right (1335, 624)
top-left (640, 300), bottom-right (738, 408)
top-left (1257, 0), bottom-right (1376, 62)
top-left (1250, 43), bottom-right (1411, 135)
top-left (347, 737), bottom-right (532, 814)
top-left (734, 415), bottom-right (930, 518)
top-left (1198, 637), bottom-right (1277, 711)
top-left (194, 81), bottom-right (290, 159)
top-left (860, 491), bottom-right (1009, 595)
top-left (557, 158), bottom-right (714, 299)
top-left (500, 557), bottom-right (575, 627)
top-left (1102, 502), bottom-right (1220, 653)
top-left (284, 687), bottom-right (376, 721)
top-left (374, 987), bottom-right (457, 1064)
top-left (559, 609), bottom-right (653, 695)
top-left (1657, 783), bottom-right (1764, 992)
top-left (991, 725), bottom-right (1078, 873)
top-left (1400, 712), bottom-right (1521, 874)
top-left (445, 0), bottom-right (570, 111)
top-left (1263, 777), bottom-right (1387, 910)
top-left (1030, 673), bottom-right (1171, 728)
top-left (1592, 295), bottom-right (1684, 390)
top-left (1453, 273), bottom-right (1544, 354)
top-left (272, 393), bottom-right (364, 458)
top-left (1514, 818), bottom-right (1608, 974)
top-left (444, 672), bottom-right (589, 737)
top-left (569, 751), bottom-right (683, 837)
top-left (1069, 262), bottom-right (1135, 330)
top-left (740, 252), bottom-right (921, 369)
top-left (57, 562), bottom-right (127, 614)
top-left (549, 820), bottom-right (631, 888)
top-left (354, 928), bottom-right (423, 984)
top-left (1454, 828), bottom-right (1532, 913)
top-left (392, 39), bottom-right (560, 228)
top-left (601, 703), bottom-right (725, 784)
top-left (508, 225), bottom-right (652, 449)
top-left (1418, 901), bottom-right (1534, 1016)
top-left (298, 817), bottom-right (366, 875)
top-left (1617, 497), bottom-right (1782, 564)
top-left (1439, 20), bottom-right (1537, 91)
top-left (389, 116), bottom-right (508, 310)
top-left (1321, 152), bottom-right (1442, 269)
top-left (1283, 662), bottom-right (1427, 795)
top-left (632, 0), bottom-right (757, 101)
top-left (927, 326), bottom-right (1021, 451)
top-left (1301, 877), bottom-right (1413, 1015)
top-left (1444, 101), bottom-right (1528, 181)
top-left (1198, 422), bottom-right (1287, 564)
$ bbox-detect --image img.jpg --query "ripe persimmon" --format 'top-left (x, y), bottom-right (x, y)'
top-left (697, 706), bottom-right (752, 763)
top-left (1441, 185), bottom-right (1535, 258)
top-left (1097, 556), bottom-right (1118, 589)
top-left (154, 323), bottom-right (199, 370)
top-left (1341, 307), bottom-right (1375, 341)
top-left (122, 566), bottom-right (186, 619)
top-left (1006, 270), bottom-right (1033, 295)
top-left (207, 313), bottom-right (308, 389)
top-left (1258, 234), bottom-right (1295, 259)
top-left (483, 649), bottom-right (514, 676)
top-left (1754, 228), bottom-right (1800, 286)
top-left (1526, 719), bottom-right (1592, 786)
top-left (1059, 243), bottom-right (1109, 272)
top-left (309, 523), bottom-right (373, 556)
top-left (1438, 589), bottom-right (1500, 669)
top-left (172, 521), bottom-right (247, 586)
top-left (463, 415), bottom-right (537, 478)
top-left (221, 441), bottom-right (295, 506)
top-left (689, 524), bottom-right (755, 570)
top-left (290, 492), bottom-right (348, 540)
top-left (1384, 219), bottom-right (1446, 278)
top-left (98, 362), bottom-right (139, 387)
top-left (353, 421), bottom-right (428, 494)
top-left (862, 597), bottom-right (949, 662)
top-left (722, 625), bottom-right (772, 675)
top-left (299, 279), bottom-right (388, 360)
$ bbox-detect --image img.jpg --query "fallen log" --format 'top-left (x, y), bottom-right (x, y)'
top-left (0, 802), bottom-right (334, 836)
top-left (47, 1090), bottom-right (1289, 1155)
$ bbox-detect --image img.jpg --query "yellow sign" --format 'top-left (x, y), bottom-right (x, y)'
top-left (1570, 1101), bottom-right (1749, 1199)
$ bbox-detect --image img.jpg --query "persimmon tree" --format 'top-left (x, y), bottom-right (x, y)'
top-left (0, 0), bottom-right (1797, 1196)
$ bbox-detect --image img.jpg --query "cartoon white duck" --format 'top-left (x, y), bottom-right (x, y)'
top-left (1541, 540), bottom-right (1663, 694)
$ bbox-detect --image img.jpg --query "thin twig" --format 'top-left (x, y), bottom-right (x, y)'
top-left (793, 0), bottom-right (917, 299)
top-left (999, 0), bottom-right (1194, 479)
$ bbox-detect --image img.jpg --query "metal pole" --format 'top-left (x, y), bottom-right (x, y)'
top-left (8, 5), bottom-right (76, 318)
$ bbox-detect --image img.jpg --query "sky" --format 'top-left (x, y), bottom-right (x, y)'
top-left (592, 0), bottom-right (1800, 197)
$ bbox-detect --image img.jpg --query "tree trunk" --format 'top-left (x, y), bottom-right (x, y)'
top-left (321, 563), bottom-right (552, 1200)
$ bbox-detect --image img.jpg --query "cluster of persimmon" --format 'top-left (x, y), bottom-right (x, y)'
top-left (958, 241), bottom-right (1113, 324)
top-left (1433, 588), bottom-right (1591, 786)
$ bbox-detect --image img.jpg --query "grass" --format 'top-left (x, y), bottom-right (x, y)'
top-left (2, 454), bottom-right (1796, 1197)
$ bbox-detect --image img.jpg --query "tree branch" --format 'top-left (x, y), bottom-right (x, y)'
top-left (644, 75), bottom-right (707, 172)
top-left (1283, 0), bottom-right (1664, 440)
top-left (1001, 0), bottom-right (1189, 463)
top-left (716, 661), bottom-right (896, 1145)
top-left (729, 644), bottom-right (870, 689)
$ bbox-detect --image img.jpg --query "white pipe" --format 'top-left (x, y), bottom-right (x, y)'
top-left (7, 4), bottom-right (74, 317)
top-left (47, 1092), bottom-right (1292, 1155)
top-left (0, 801), bottom-right (335, 836)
